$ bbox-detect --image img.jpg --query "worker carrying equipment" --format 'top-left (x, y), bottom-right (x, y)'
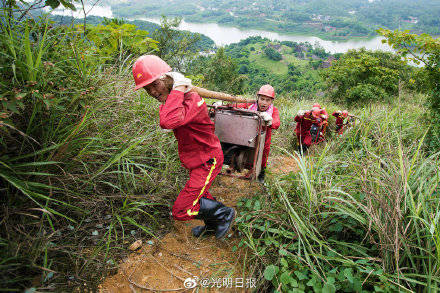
top-left (332, 110), bottom-right (354, 135)
top-left (294, 106), bottom-right (325, 153)
top-left (234, 84), bottom-right (280, 182)
top-left (132, 55), bottom-right (235, 239)
top-left (312, 102), bottom-right (328, 136)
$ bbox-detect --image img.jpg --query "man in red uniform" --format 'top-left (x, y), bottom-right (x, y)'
top-left (234, 84), bottom-right (280, 182)
top-left (332, 110), bottom-right (345, 134)
top-left (294, 108), bottom-right (322, 153)
top-left (313, 103), bottom-right (328, 118)
top-left (313, 103), bottom-right (328, 136)
top-left (132, 55), bottom-right (234, 239)
top-left (332, 110), bottom-right (351, 134)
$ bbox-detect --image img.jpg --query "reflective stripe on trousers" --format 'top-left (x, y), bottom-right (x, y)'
top-left (186, 158), bottom-right (217, 216)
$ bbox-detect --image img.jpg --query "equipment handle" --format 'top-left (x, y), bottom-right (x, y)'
top-left (192, 86), bottom-right (255, 103)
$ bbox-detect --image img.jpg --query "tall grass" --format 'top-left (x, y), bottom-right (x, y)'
top-left (0, 13), bottom-right (186, 291)
top-left (236, 93), bottom-right (438, 291)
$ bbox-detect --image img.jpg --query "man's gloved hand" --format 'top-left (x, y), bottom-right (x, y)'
top-left (213, 101), bottom-right (223, 108)
top-left (260, 112), bottom-right (273, 126)
top-left (165, 72), bottom-right (193, 93)
top-left (297, 110), bottom-right (305, 116)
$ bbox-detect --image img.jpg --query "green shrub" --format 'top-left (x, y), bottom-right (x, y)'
top-left (264, 46), bottom-right (283, 61)
top-left (322, 48), bottom-right (410, 105)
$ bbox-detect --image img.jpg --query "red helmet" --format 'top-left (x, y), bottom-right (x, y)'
top-left (132, 55), bottom-right (171, 91)
top-left (313, 103), bottom-right (321, 108)
top-left (312, 107), bottom-right (321, 118)
top-left (257, 84), bottom-right (275, 99)
top-left (342, 110), bottom-right (349, 118)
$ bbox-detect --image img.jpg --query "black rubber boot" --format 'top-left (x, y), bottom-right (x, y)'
top-left (257, 167), bottom-right (266, 183)
top-left (192, 197), bottom-right (217, 237)
top-left (298, 144), bottom-right (308, 155)
top-left (191, 220), bottom-right (216, 237)
top-left (196, 197), bottom-right (235, 239)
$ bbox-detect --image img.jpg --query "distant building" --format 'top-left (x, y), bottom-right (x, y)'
top-left (403, 16), bottom-right (419, 24)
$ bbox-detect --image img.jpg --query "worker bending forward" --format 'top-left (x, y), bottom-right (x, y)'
top-left (332, 110), bottom-right (349, 135)
top-left (236, 85), bottom-right (280, 182)
top-left (132, 55), bottom-right (234, 239)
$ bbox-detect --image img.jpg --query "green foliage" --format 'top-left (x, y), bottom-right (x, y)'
top-left (237, 93), bottom-right (440, 292)
top-left (322, 48), bottom-right (409, 105)
top-left (44, 0), bottom-right (76, 10)
top-left (109, 0), bottom-right (440, 39)
top-left (193, 48), bottom-right (246, 94)
top-left (0, 13), bottom-right (186, 291)
top-left (50, 15), bottom-right (215, 53)
top-left (379, 29), bottom-right (440, 150)
top-left (86, 22), bottom-right (158, 62)
top-left (236, 94), bottom-right (437, 291)
top-left (264, 46), bottom-right (282, 61)
top-left (152, 16), bottom-right (203, 71)
top-left (346, 83), bottom-right (387, 105)
top-left (219, 36), bottom-right (326, 96)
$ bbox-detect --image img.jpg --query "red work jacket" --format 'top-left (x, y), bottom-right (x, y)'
top-left (294, 112), bottom-right (319, 146)
top-left (159, 90), bottom-right (223, 170)
top-left (332, 112), bottom-right (344, 126)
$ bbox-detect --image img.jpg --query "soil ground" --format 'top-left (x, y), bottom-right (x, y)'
top-left (99, 155), bottom-right (298, 292)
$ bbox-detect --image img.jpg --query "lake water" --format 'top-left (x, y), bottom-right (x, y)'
top-left (138, 18), bottom-right (392, 54)
top-left (47, 5), bottom-right (392, 54)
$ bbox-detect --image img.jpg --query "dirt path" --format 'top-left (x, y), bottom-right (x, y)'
top-left (99, 155), bottom-right (298, 293)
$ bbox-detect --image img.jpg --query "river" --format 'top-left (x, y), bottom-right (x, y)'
top-left (47, 5), bottom-right (392, 54)
top-left (140, 18), bottom-right (392, 54)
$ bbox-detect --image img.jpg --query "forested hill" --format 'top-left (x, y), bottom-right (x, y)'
top-left (105, 0), bottom-right (440, 39)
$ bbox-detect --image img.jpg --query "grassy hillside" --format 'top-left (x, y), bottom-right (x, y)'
top-left (1, 8), bottom-right (439, 292)
top-left (215, 36), bottom-right (329, 95)
top-left (245, 43), bottom-right (308, 75)
top-left (237, 91), bottom-right (437, 291)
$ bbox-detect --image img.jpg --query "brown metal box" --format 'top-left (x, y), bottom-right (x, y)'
top-left (210, 107), bottom-right (266, 180)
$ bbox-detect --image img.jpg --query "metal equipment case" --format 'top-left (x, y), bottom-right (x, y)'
top-left (208, 106), bottom-right (266, 180)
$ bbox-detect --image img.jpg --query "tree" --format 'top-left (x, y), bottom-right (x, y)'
top-left (379, 29), bottom-right (440, 149)
top-left (321, 48), bottom-right (409, 105)
top-left (152, 16), bottom-right (201, 72)
top-left (86, 22), bottom-right (158, 62)
top-left (4, 0), bottom-right (76, 23)
top-left (201, 48), bottom-right (246, 95)
top-left (264, 46), bottom-right (282, 61)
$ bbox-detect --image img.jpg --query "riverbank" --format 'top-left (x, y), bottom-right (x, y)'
top-left (120, 12), bottom-right (375, 42)
top-left (135, 17), bottom-right (392, 53)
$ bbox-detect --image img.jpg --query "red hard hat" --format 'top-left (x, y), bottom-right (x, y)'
top-left (132, 55), bottom-right (171, 91)
top-left (257, 84), bottom-right (275, 99)
top-left (312, 107), bottom-right (321, 118)
top-left (313, 103), bottom-right (321, 108)
top-left (342, 110), bottom-right (349, 117)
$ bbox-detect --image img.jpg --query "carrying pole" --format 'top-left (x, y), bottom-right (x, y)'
top-left (192, 86), bottom-right (255, 103)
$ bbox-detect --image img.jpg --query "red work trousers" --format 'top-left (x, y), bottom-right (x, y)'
top-left (261, 144), bottom-right (270, 169)
top-left (172, 155), bottom-right (224, 221)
